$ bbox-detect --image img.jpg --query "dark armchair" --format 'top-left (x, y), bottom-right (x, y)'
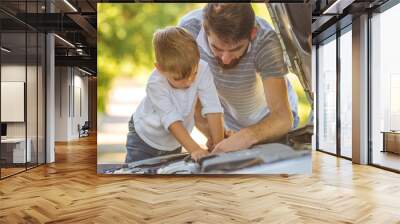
top-left (79, 121), bottom-right (90, 138)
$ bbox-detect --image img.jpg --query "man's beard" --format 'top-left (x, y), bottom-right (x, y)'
top-left (215, 51), bottom-right (247, 70)
top-left (216, 57), bottom-right (241, 69)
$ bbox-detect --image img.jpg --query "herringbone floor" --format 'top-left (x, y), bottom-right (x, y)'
top-left (1, 135), bottom-right (400, 224)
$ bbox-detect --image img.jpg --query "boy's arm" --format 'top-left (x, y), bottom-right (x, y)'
top-left (194, 99), bottom-right (211, 138)
top-left (205, 113), bottom-right (224, 151)
top-left (146, 78), bottom-right (207, 161)
top-left (197, 64), bottom-right (225, 148)
top-left (169, 121), bottom-right (209, 161)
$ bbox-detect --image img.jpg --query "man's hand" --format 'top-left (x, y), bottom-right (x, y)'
top-left (206, 138), bottom-right (214, 152)
top-left (191, 148), bottom-right (209, 161)
top-left (224, 129), bottom-right (236, 138)
top-left (206, 129), bottom-right (236, 152)
top-left (212, 128), bottom-right (256, 154)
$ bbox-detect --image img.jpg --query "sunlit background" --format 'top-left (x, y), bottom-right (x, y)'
top-left (97, 3), bottom-right (311, 164)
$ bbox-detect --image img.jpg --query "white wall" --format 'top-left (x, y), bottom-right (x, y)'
top-left (1, 65), bottom-right (26, 140)
top-left (1, 64), bottom-right (46, 163)
top-left (1, 65), bottom-right (42, 138)
top-left (54, 67), bottom-right (89, 141)
top-left (55, 67), bottom-right (69, 141)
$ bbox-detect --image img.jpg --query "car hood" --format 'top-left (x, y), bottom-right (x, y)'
top-left (102, 143), bottom-right (311, 174)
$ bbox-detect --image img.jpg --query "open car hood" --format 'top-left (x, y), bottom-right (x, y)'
top-left (103, 143), bottom-right (311, 174)
top-left (267, 3), bottom-right (313, 106)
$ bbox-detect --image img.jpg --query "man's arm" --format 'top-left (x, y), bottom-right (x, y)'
top-left (213, 77), bottom-right (293, 153)
top-left (248, 77), bottom-right (293, 142)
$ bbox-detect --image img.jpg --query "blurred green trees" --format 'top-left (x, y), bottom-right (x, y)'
top-left (98, 3), bottom-right (204, 112)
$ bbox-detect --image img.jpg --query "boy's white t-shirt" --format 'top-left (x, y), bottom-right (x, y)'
top-left (133, 60), bottom-right (223, 151)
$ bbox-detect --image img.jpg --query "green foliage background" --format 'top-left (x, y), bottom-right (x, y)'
top-left (98, 3), bottom-right (203, 113)
top-left (98, 3), bottom-right (311, 126)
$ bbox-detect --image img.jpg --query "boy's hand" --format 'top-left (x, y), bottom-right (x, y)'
top-left (190, 148), bottom-right (209, 161)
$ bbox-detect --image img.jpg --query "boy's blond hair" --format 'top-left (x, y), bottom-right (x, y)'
top-left (153, 26), bottom-right (200, 80)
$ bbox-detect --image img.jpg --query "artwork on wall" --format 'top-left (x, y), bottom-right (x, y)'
top-left (97, 3), bottom-right (313, 175)
top-left (1, 82), bottom-right (25, 122)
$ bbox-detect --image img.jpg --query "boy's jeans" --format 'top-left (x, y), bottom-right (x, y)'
top-left (125, 117), bottom-right (182, 163)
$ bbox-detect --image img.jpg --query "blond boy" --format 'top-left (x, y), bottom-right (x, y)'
top-left (125, 27), bottom-right (224, 162)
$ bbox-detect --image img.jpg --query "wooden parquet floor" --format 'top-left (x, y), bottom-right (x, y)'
top-left (1, 135), bottom-right (400, 224)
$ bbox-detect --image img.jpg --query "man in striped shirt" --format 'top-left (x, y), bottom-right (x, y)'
top-left (179, 3), bottom-right (299, 153)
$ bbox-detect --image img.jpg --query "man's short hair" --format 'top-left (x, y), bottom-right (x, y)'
top-left (153, 26), bottom-right (200, 80)
top-left (203, 3), bottom-right (255, 43)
